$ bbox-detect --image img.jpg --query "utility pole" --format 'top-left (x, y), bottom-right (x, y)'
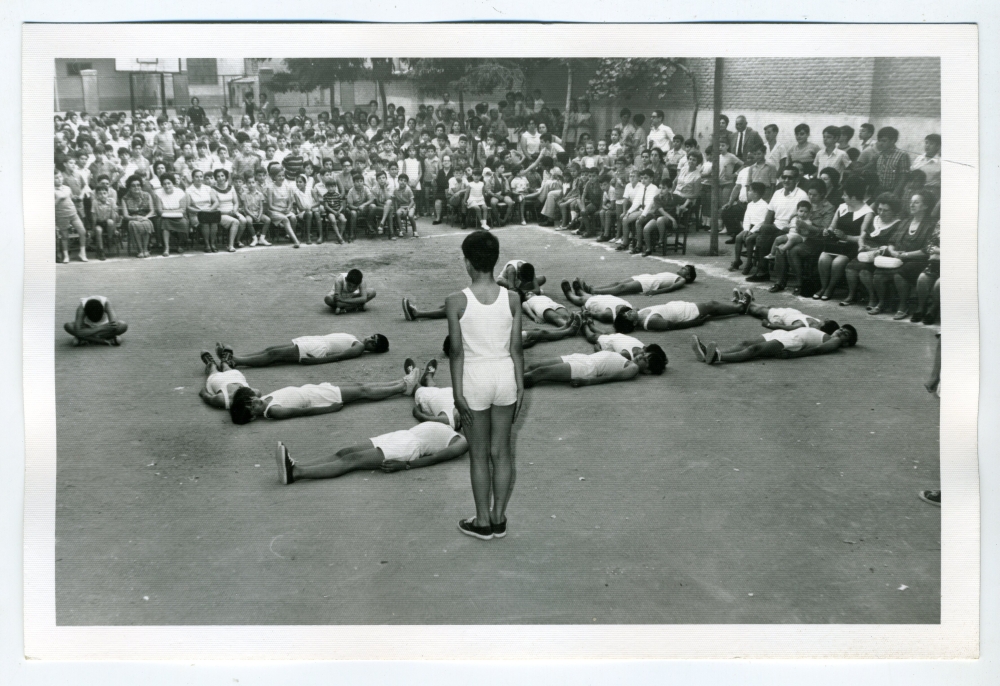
top-left (709, 58), bottom-right (723, 256)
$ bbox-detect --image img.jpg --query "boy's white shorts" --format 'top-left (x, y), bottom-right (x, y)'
top-left (370, 430), bottom-right (422, 462)
top-left (462, 358), bottom-right (517, 411)
top-left (560, 353), bottom-right (598, 381)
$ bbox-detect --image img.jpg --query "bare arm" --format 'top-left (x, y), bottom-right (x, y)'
top-left (508, 289), bottom-right (525, 420)
top-left (265, 403), bottom-right (343, 420)
top-left (643, 277), bottom-right (687, 296)
top-left (781, 337), bottom-right (843, 359)
top-left (73, 305), bottom-right (86, 330)
top-left (408, 436), bottom-right (469, 469)
top-left (199, 388), bottom-right (227, 409)
top-left (103, 302), bottom-right (120, 325)
top-left (573, 361), bottom-right (639, 386)
top-left (412, 407), bottom-right (451, 425)
top-left (445, 292), bottom-right (471, 427)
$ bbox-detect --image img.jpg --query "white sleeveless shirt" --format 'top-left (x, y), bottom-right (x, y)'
top-left (460, 286), bottom-right (513, 363)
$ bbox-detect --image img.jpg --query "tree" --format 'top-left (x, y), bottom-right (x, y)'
top-left (586, 58), bottom-right (700, 137)
top-left (408, 59), bottom-right (526, 132)
top-left (269, 59), bottom-right (397, 122)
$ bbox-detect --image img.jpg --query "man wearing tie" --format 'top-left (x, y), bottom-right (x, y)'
top-left (732, 115), bottom-right (764, 163)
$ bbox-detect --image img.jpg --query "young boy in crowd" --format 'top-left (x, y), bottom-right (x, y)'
top-left (153, 117), bottom-right (176, 161)
top-left (315, 170), bottom-right (347, 244)
top-left (371, 170), bottom-right (395, 238)
top-left (236, 175), bottom-right (271, 247)
top-left (90, 185), bottom-right (119, 260)
top-left (292, 173), bottom-right (322, 244)
top-left (393, 173), bottom-right (418, 237)
top-left (54, 169), bottom-right (88, 263)
top-left (346, 172), bottom-right (376, 239)
top-left (64, 295), bottom-right (127, 346)
top-left (324, 268), bottom-right (377, 314)
top-left (728, 181), bottom-right (770, 273)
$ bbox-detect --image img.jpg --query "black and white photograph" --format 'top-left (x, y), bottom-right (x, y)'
top-left (18, 23), bottom-right (980, 663)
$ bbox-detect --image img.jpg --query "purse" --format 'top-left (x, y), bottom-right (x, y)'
top-left (874, 255), bottom-right (904, 269)
top-left (856, 250), bottom-right (879, 263)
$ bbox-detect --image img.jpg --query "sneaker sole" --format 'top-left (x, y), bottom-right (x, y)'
top-left (275, 442), bottom-right (289, 485)
top-left (458, 521), bottom-right (494, 540)
top-left (691, 336), bottom-right (706, 362)
top-left (402, 298), bottom-right (413, 321)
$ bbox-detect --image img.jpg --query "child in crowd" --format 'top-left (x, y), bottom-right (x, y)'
top-left (292, 173), bottom-right (322, 244)
top-left (766, 199), bottom-right (812, 260)
top-left (508, 164), bottom-right (530, 225)
top-left (466, 167), bottom-right (489, 230)
top-left (238, 174), bottom-right (271, 247)
top-left (90, 185), bottom-right (119, 260)
top-left (346, 172), bottom-right (376, 239)
top-left (54, 169), bottom-right (88, 263)
top-left (393, 173), bottom-right (418, 237)
top-left (729, 182), bottom-right (770, 273)
top-left (317, 171), bottom-right (347, 244)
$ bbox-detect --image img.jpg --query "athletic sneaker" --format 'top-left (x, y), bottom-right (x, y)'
top-left (402, 298), bottom-right (413, 321)
top-left (459, 517), bottom-right (494, 541)
top-left (403, 359), bottom-right (420, 395)
top-left (691, 335), bottom-right (706, 362)
top-left (731, 287), bottom-right (741, 303)
top-left (705, 342), bottom-right (720, 365)
top-left (571, 278), bottom-right (583, 295)
top-left (521, 219), bottom-right (527, 226)
top-left (258, 237), bottom-right (271, 246)
top-left (275, 442), bottom-right (295, 485)
top-left (560, 279), bottom-right (573, 298)
top-left (918, 489), bottom-right (941, 506)
top-left (491, 519), bottom-right (507, 538)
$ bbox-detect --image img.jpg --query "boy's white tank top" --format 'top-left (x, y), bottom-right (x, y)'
top-left (460, 286), bottom-right (513, 363)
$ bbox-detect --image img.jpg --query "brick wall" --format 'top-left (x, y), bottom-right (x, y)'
top-left (871, 57), bottom-right (941, 118)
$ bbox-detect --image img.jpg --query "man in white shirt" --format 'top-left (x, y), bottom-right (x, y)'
top-left (762, 124), bottom-right (789, 177)
top-left (814, 125), bottom-right (851, 175)
top-left (746, 167), bottom-right (809, 282)
top-left (646, 110), bottom-right (675, 153)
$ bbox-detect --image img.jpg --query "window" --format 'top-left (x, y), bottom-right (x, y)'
top-left (66, 62), bottom-right (93, 76)
top-left (187, 59), bottom-right (218, 86)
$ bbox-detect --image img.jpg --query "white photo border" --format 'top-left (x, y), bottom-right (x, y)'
top-left (22, 22), bottom-right (979, 660)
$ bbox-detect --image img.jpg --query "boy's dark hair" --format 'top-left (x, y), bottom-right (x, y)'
top-left (822, 125), bottom-right (841, 138)
top-left (461, 230), bottom-right (500, 273)
top-left (808, 179), bottom-right (827, 197)
top-left (672, 133), bottom-right (685, 142)
top-left (846, 148), bottom-right (861, 162)
top-left (346, 269), bottom-right (364, 286)
top-left (351, 172), bottom-right (364, 181)
top-left (796, 200), bottom-right (813, 211)
top-left (839, 125), bottom-right (855, 139)
top-left (644, 343), bottom-right (668, 375)
top-left (613, 308), bottom-right (636, 334)
top-left (680, 264), bottom-right (697, 283)
top-left (820, 320), bottom-right (840, 335)
top-left (840, 324), bottom-right (858, 347)
top-left (376, 170), bottom-right (387, 180)
top-left (906, 169), bottom-right (927, 185)
top-left (877, 126), bottom-right (899, 143)
top-left (860, 122), bottom-right (875, 132)
top-left (598, 172), bottom-right (613, 184)
top-left (748, 181), bottom-right (768, 196)
top-left (373, 334), bottom-right (390, 353)
top-left (632, 113), bottom-right (645, 126)
top-left (619, 107), bottom-right (631, 118)
top-left (229, 387), bottom-right (256, 425)
top-left (925, 133), bottom-right (941, 146)
top-left (517, 262), bottom-right (535, 284)
top-left (83, 298), bottom-right (105, 322)
top-left (639, 168), bottom-right (653, 180)
top-left (398, 173), bottom-right (409, 183)
top-left (684, 138), bottom-right (698, 148)
top-left (794, 123), bottom-right (810, 136)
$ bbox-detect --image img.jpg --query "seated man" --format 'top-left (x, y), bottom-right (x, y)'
top-left (198, 350), bottom-right (253, 410)
top-left (580, 318), bottom-right (668, 366)
top-left (496, 259), bottom-right (546, 295)
top-left (324, 268), bottom-right (377, 314)
top-left (560, 280), bottom-right (633, 325)
top-left (229, 359), bottom-right (420, 424)
top-left (274, 421), bottom-right (468, 484)
top-left (576, 265), bottom-right (697, 297)
top-left (524, 348), bottom-right (662, 387)
top-left (217, 332), bottom-right (389, 367)
top-left (64, 295), bottom-right (128, 346)
top-left (692, 324), bottom-right (857, 365)
top-left (736, 289), bottom-right (839, 333)
top-left (618, 290), bottom-right (752, 333)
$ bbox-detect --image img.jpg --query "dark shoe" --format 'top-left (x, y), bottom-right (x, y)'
top-left (724, 238), bottom-right (736, 244)
top-left (432, 220), bottom-right (442, 225)
top-left (571, 278), bottom-right (583, 295)
top-left (561, 280), bottom-right (573, 297)
top-left (275, 442), bottom-right (295, 485)
top-left (768, 284), bottom-right (785, 293)
top-left (910, 311), bottom-right (924, 323)
top-left (490, 519), bottom-right (507, 538)
top-left (458, 517), bottom-right (494, 540)
top-left (745, 273), bottom-right (771, 283)
top-left (728, 261), bottom-right (742, 272)
top-left (923, 314), bottom-right (938, 326)
top-left (918, 489), bottom-right (940, 507)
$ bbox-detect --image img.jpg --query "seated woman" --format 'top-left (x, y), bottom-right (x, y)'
top-left (671, 150), bottom-right (703, 219)
top-left (912, 222), bottom-right (940, 324)
top-left (769, 179), bottom-right (836, 293)
top-left (814, 175), bottom-right (873, 301)
top-left (870, 191), bottom-right (938, 319)
top-left (64, 295), bottom-right (128, 346)
top-left (120, 174), bottom-right (156, 259)
top-left (273, 421), bottom-right (468, 484)
top-left (692, 324), bottom-right (857, 365)
top-left (842, 192), bottom-right (903, 308)
top-left (185, 169), bottom-right (222, 253)
top-left (818, 167), bottom-right (843, 207)
top-left (153, 173), bottom-right (189, 257)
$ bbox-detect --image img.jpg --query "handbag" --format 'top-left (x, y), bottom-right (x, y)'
top-left (856, 250), bottom-right (879, 263)
top-left (874, 255), bottom-right (904, 269)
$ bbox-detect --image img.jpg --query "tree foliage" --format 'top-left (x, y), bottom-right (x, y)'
top-left (267, 59), bottom-right (369, 93)
top-left (586, 58), bottom-right (683, 101)
top-left (407, 59), bottom-right (526, 96)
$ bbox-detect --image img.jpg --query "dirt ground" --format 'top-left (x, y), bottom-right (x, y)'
top-left (54, 221), bottom-right (940, 625)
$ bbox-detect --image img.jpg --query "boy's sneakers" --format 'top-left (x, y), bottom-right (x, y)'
top-left (275, 442), bottom-right (295, 485)
top-left (258, 236), bottom-right (271, 246)
top-left (490, 519), bottom-right (507, 538)
top-left (731, 287), bottom-right (742, 303)
top-left (458, 517), bottom-right (494, 541)
top-left (705, 342), bottom-right (721, 365)
top-left (419, 359), bottom-right (438, 387)
top-left (918, 489), bottom-right (941, 506)
top-left (402, 298), bottom-right (414, 321)
top-left (691, 335), bottom-right (707, 362)
top-left (521, 219), bottom-right (527, 226)
top-left (481, 220), bottom-right (490, 230)
top-left (560, 279), bottom-right (573, 298)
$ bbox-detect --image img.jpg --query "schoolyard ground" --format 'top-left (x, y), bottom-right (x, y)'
top-left (54, 222), bottom-right (940, 625)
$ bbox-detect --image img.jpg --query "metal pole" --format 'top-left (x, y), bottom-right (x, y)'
top-left (160, 72), bottom-right (167, 116)
top-left (709, 58), bottom-right (723, 256)
top-left (129, 73), bottom-right (136, 119)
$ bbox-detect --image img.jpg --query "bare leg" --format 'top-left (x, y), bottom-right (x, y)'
top-left (817, 253), bottom-right (833, 293)
top-left (893, 273), bottom-right (913, 314)
top-left (406, 299), bottom-right (447, 320)
top-left (587, 281), bottom-right (642, 297)
top-left (696, 300), bottom-right (746, 317)
top-left (488, 402), bottom-right (517, 525)
top-left (231, 344), bottom-right (300, 367)
top-left (873, 271), bottom-right (892, 311)
top-left (292, 445), bottom-right (385, 480)
top-left (541, 307), bottom-right (574, 327)
top-left (858, 269), bottom-right (877, 307)
top-left (524, 362), bottom-right (573, 387)
top-left (465, 407), bottom-right (494, 528)
top-left (64, 321), bottom-right (128, 344)
top-left (718, 339), bottom-right (786, 363)
top-left (844, 268), bottom-right (861, 303)
top-left (338, 379), bottom-right (407, 403)
top-left (822, 255), bottom-right (850, 298)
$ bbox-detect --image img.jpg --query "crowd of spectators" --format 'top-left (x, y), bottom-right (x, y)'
top-left (52, 89), bottom-right (941, 323)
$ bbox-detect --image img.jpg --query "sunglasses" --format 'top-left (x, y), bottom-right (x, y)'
top-left (782, 176), bottom-right (797, 180)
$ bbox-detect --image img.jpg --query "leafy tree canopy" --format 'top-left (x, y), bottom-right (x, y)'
top-left (586, 58), bottom-right (683, 101)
